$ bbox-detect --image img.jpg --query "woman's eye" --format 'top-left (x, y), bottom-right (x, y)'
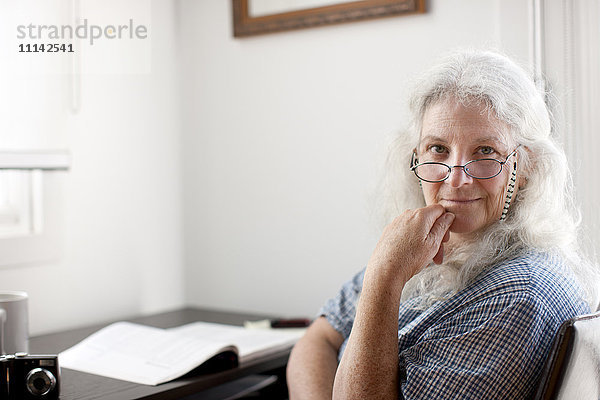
top-left (429, 145), bottom-right (446, 154)
top-left (479, 146), bottom-right (495, 155)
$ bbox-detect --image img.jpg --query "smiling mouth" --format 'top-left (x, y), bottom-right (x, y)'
top-left (442, 198), bottom-right (481, 204)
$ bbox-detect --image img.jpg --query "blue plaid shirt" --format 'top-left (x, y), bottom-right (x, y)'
top-left (320, 250), bottom-right (590, 399)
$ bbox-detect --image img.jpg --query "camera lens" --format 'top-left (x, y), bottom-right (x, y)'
top-left (25, 368), bottom-right (56, 396)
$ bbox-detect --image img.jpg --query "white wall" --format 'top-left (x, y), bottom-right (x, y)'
top-left (179, 0), bottom-right (531, 317)
top-left (0, 0), bottom-right (184, 335)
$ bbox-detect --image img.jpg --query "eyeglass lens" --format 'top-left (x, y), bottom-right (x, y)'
top-left (415, 159), bottom-right (502, 181)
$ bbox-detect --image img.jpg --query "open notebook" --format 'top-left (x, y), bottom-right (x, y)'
top-left (59, 321), bottom-right (305, 385)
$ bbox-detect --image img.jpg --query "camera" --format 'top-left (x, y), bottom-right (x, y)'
top-left (0, 353), bottom-right (60, 399)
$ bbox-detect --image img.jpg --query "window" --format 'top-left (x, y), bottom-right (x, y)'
top-left (0, 151), bottom-right (69, 267)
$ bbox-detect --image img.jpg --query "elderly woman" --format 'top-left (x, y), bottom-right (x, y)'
top-left (286, 50), bottom-right (598, 399)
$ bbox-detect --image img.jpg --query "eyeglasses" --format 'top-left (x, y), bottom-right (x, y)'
top-left (410, 147), bottom-right (519, 183)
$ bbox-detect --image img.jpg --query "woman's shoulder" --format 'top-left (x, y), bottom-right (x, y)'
top-left (469, 249), bottom-right (590, 318)
top-left (485, 250), bottom-right (578, 291)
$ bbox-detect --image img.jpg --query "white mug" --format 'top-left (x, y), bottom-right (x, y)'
top-left (0, 291), bottom-right (29, 354)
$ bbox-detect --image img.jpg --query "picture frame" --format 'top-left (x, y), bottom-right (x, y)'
top-left (232, 0), bottom-right (426, 37)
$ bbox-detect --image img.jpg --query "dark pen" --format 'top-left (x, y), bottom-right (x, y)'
top-left (270, 318), bottom-right (311, 328)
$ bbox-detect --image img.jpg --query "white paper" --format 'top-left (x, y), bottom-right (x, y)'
top-left (59, 322), bottom-right (236, 385)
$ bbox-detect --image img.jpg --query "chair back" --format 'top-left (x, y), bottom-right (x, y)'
top-left (535, 311), bottom-right (600, 400)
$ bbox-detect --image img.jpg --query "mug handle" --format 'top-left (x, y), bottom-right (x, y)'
top-left (0, 308), bottom-right (5, 354)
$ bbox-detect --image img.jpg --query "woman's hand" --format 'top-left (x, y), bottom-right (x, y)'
top-left (366, 204), bottom-right (455, 290)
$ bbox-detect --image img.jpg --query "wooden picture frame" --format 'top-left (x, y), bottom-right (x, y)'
top-left (232, 0), bottom-right (426, 38)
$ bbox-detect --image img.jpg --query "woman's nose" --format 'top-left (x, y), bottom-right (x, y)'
top-left (446, 163), bottom-right (473, 187)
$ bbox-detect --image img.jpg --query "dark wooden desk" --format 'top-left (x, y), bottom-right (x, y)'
top-left (30, 307), bottom-right (292, 400)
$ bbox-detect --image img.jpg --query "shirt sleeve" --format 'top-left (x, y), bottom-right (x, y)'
top-left (318, 268), bottom-right (365, 341)
top-left (399, 294), bottom-right (561, 400)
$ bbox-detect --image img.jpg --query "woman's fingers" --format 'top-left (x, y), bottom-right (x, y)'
top-left (429, 212), bottom-right (454, 265)
top-left (428, 212), bottom-right (455, 245)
